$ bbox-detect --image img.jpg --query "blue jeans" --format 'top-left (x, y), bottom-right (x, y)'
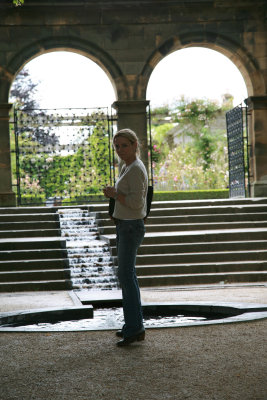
top-left (116, 219), bottom-right (145, 338)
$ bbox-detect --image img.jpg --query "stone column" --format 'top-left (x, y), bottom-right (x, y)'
top-left (245, 96), bottom-right (267, 197)
top-left (112, 100), bottom-right (150, 172)
top-left (0, 103), bottom-right (16, 207)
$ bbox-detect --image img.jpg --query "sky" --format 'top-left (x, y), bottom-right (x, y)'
top-left (17, 48), bottom-right (248, 110)
top-left (147, 47), bottom-right (248, 107)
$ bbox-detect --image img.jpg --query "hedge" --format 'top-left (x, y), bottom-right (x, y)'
top-left (153, 189), bottom-right (229, 201)
top-left (17, 189), bottom-right (229, 206)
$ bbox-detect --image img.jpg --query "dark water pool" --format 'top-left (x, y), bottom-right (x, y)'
top-left (4, 307), bottom-right (207, 331)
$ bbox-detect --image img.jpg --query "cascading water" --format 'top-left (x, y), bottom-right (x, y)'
top-left (58, 208), bottom-right (118, 290)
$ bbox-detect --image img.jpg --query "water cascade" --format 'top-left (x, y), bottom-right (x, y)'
top-left (58, 208), bottom-right (118, 290)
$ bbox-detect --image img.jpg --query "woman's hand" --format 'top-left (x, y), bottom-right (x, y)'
top-left (103, 186), bottom-right (126, 205)
top-left (103, 186), bottom-right (117, 199)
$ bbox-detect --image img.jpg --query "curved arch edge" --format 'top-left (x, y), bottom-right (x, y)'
top-left (137, 32), bottom-right (265, 100)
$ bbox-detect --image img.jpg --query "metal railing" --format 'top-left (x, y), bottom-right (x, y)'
top-left (226, 103), bottom-right (250, 198)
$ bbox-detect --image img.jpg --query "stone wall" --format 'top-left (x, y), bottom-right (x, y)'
top-left (0, 0), bottom-right (266, 205)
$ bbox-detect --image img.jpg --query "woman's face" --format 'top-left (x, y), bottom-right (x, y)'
top-left (114, 136), bottom-right (137, 165)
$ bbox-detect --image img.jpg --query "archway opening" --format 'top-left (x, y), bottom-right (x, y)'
top-left (9, 50), bottom-right (117, 109)
top-left (146, 47), bottom-right (248, 194)
top-left (9, 51), bottom-right (117, 205)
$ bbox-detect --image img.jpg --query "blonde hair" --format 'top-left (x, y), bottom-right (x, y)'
top-left (113, 128), bottom-right (141, 157)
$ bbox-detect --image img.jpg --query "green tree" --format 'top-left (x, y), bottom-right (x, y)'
top-left (10, 68), bottom-right (59, 146)
top-left (10, 68), bottom-right (38, 110)
top-left (173, 97), bottom-right (220, 127)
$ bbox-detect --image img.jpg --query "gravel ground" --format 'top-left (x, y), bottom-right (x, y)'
top-left (1, 320), bottom-right (266, 400)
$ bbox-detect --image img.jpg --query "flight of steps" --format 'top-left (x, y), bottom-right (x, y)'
top-left (92, 198), bottom-right (267, 287)
top-left (0, 207), bottom-right (72, 292)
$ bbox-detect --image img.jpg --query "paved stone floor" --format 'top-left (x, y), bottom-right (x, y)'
top-left (1, 320), bottom-right (266, 400)
top-left (0, 284), bottom-right (266, 400)
top-left (0, 284), bottom-right (266, 313)
top-left (141, 284), bottom-right (267, 304)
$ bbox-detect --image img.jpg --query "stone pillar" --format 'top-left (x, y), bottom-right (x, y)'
top-left (0, 103), bottom-right (16, 207)
top-left (112, 100), bottom-right (150, 172)
top-left (245, 96), bottom-right (267, 197)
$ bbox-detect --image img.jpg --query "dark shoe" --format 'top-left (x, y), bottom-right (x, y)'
top-left (116, 330), bottom-right (124, 338)
top-left (117, 330), bottom-right (145, 347)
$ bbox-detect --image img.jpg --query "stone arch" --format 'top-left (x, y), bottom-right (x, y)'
top-left (3, 36), bottom-right (129, 103)
top-left (136, 32), bottom-right (265, 100)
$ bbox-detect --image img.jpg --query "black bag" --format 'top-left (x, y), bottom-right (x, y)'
top-left (146, 185), bottom-right (154, 219)
top-left (108, 185), bottom-right (154, 220)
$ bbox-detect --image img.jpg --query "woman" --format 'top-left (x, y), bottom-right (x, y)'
top-left (103, 128), bottom-right (148, 346)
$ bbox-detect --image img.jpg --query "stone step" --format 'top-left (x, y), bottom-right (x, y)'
top-left (149, 204), bottom-right (267, 216)
top-left (137, 271), bottom-right (267, 287)
top-left (144, 230), bottom-right (267, 245)
top-left (1, 200), bottom-right (266, 290)
top-left (101, 221), bottom-right (267, 235)
top-left (98, 212), bottom-right (267, 227)
top-left (0, 221), bottom-right (60, 230)
top-left (64, 200), bottom-right (267, 288)
top-left (135, 250), bottom-right (267, 265)
top-left (156, 213), bottom-right (267, 222)
top-left (105, 228), bottom-right (267, 247)
top-left (0, 207), bottom-right (58, 214)
top-left (0, 213), bottom-right (59, 222)
top-left (110, 240), bottom-right (267, 256)
top-left (94, 203), bottom-right (267, 219)
top-left (0, 258), bottom-right (69, 271)
top-left (0, 229), bottom-right (62, 239)
top-left (149, 198), bottom-right (267, 208)
top-left (135, 261), bottom-right (267, 276)
top-left (0, 280), bottom-right (72, 292)
top-left (0, 207), bottom-right (73, 292)
top-left (0, 248), bottom-right (68, 261)
top-left (0, 269), bottom-right (71, 282)
top-left (88, 198), bottom-right (267, 212)
top-left (0, 238), bottom-right (66, 251)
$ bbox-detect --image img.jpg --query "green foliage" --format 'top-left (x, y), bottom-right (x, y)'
top-left (11, 65), bottom-right (111, 204)
top-left (151, 105), bottom-right (170, 116)
top-left (193, 127), bottom-right (216, 171)
top-left (89, 119), bottom-right (111, 188)
top-left (172, 96), bottom-right (221, 127)
top-left (13, 0), bottom-right (24, 6)
top-left (150, 144), bottom-right (161, 163)
top-left (17, 194), bottom-right (46, 205)
top-left (154, 132), bottom-right (228, 191)
top-left (151, 105), bottom-right (171, 126)
top-left (15, 112), bottom-right (111, 203)
top-left (152, 123), bottom-right (174, 153)
top-left (151, 96), bottom-right (230, 191)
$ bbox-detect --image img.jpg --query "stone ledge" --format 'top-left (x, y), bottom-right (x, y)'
top-left (0, 192), bottom-right (16, 207)
top-left (0, 301), bottom-right (266, 332)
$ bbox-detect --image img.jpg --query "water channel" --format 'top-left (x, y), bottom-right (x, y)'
top-left (58, 207), bottom-right (118, 291)
top-left (4, 307), bottom-right (207, 331)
